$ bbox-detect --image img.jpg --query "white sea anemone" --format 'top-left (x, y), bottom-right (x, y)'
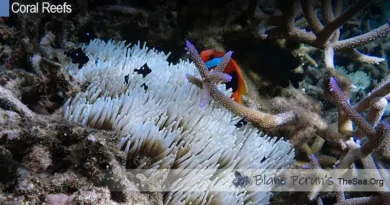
top-left (63, 39), bottom-right (295, 205)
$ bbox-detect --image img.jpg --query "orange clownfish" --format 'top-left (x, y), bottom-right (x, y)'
top-left (200, 50), bottom-right (246, 104)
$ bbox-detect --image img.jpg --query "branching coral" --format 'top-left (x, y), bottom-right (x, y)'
top-left (297, 76), bottom-right (390, 202)
top-left (332, 193), bottom-right (390, 205)
top-left (184, 40), bottom-right (297, 129)
top-left (328, 77), bottom-right (390, 169)
top-left (255, 43), bottom-right (390, 202)
top-left (276, 66), bottom-right (390, 203)
top-left (255, 0), bottom-right (390, 69)
top-left (63, 39), bottom-right (295, 204)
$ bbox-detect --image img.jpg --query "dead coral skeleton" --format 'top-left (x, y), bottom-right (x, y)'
top-left (0, 86), bottom-right (35, 120)
top-left (254, 0), bottom-right (390, 69)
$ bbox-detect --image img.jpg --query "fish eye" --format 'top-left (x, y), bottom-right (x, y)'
top-left (209, 54), bottom-right (214, 60)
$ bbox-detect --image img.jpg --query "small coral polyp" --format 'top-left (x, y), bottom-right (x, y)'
top-left (63, 39), bottom-right (294, 204)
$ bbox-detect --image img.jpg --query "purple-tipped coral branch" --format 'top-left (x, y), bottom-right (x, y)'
top-left (328, 78), bottom-right (389, 169)
top-left (185, 40), bottom-right (297, 129)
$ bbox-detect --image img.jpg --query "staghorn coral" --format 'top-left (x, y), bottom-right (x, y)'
top-left (332, 193), bottom-right (390, 205)
top-left (184, 40), bottom-right (297, 129)
top-left (295, 76), bottom-right (390, 202)
top-left (270, 71), bottom-right (390, 203)
top-left (62, 39), bottom-right (295, 204)
top-left (328, 77), bottom-right (390, 170)
top-left (264, 57), bottom-right (390, 203)
top-left (253, 0), bottom-right (390, 69)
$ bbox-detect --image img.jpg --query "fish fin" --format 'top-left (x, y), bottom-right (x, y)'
top-left (231, 60), bottom-right (247, 104)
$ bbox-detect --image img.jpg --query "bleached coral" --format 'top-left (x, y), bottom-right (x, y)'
top-left (63, 39), bottom-right (295, 204)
